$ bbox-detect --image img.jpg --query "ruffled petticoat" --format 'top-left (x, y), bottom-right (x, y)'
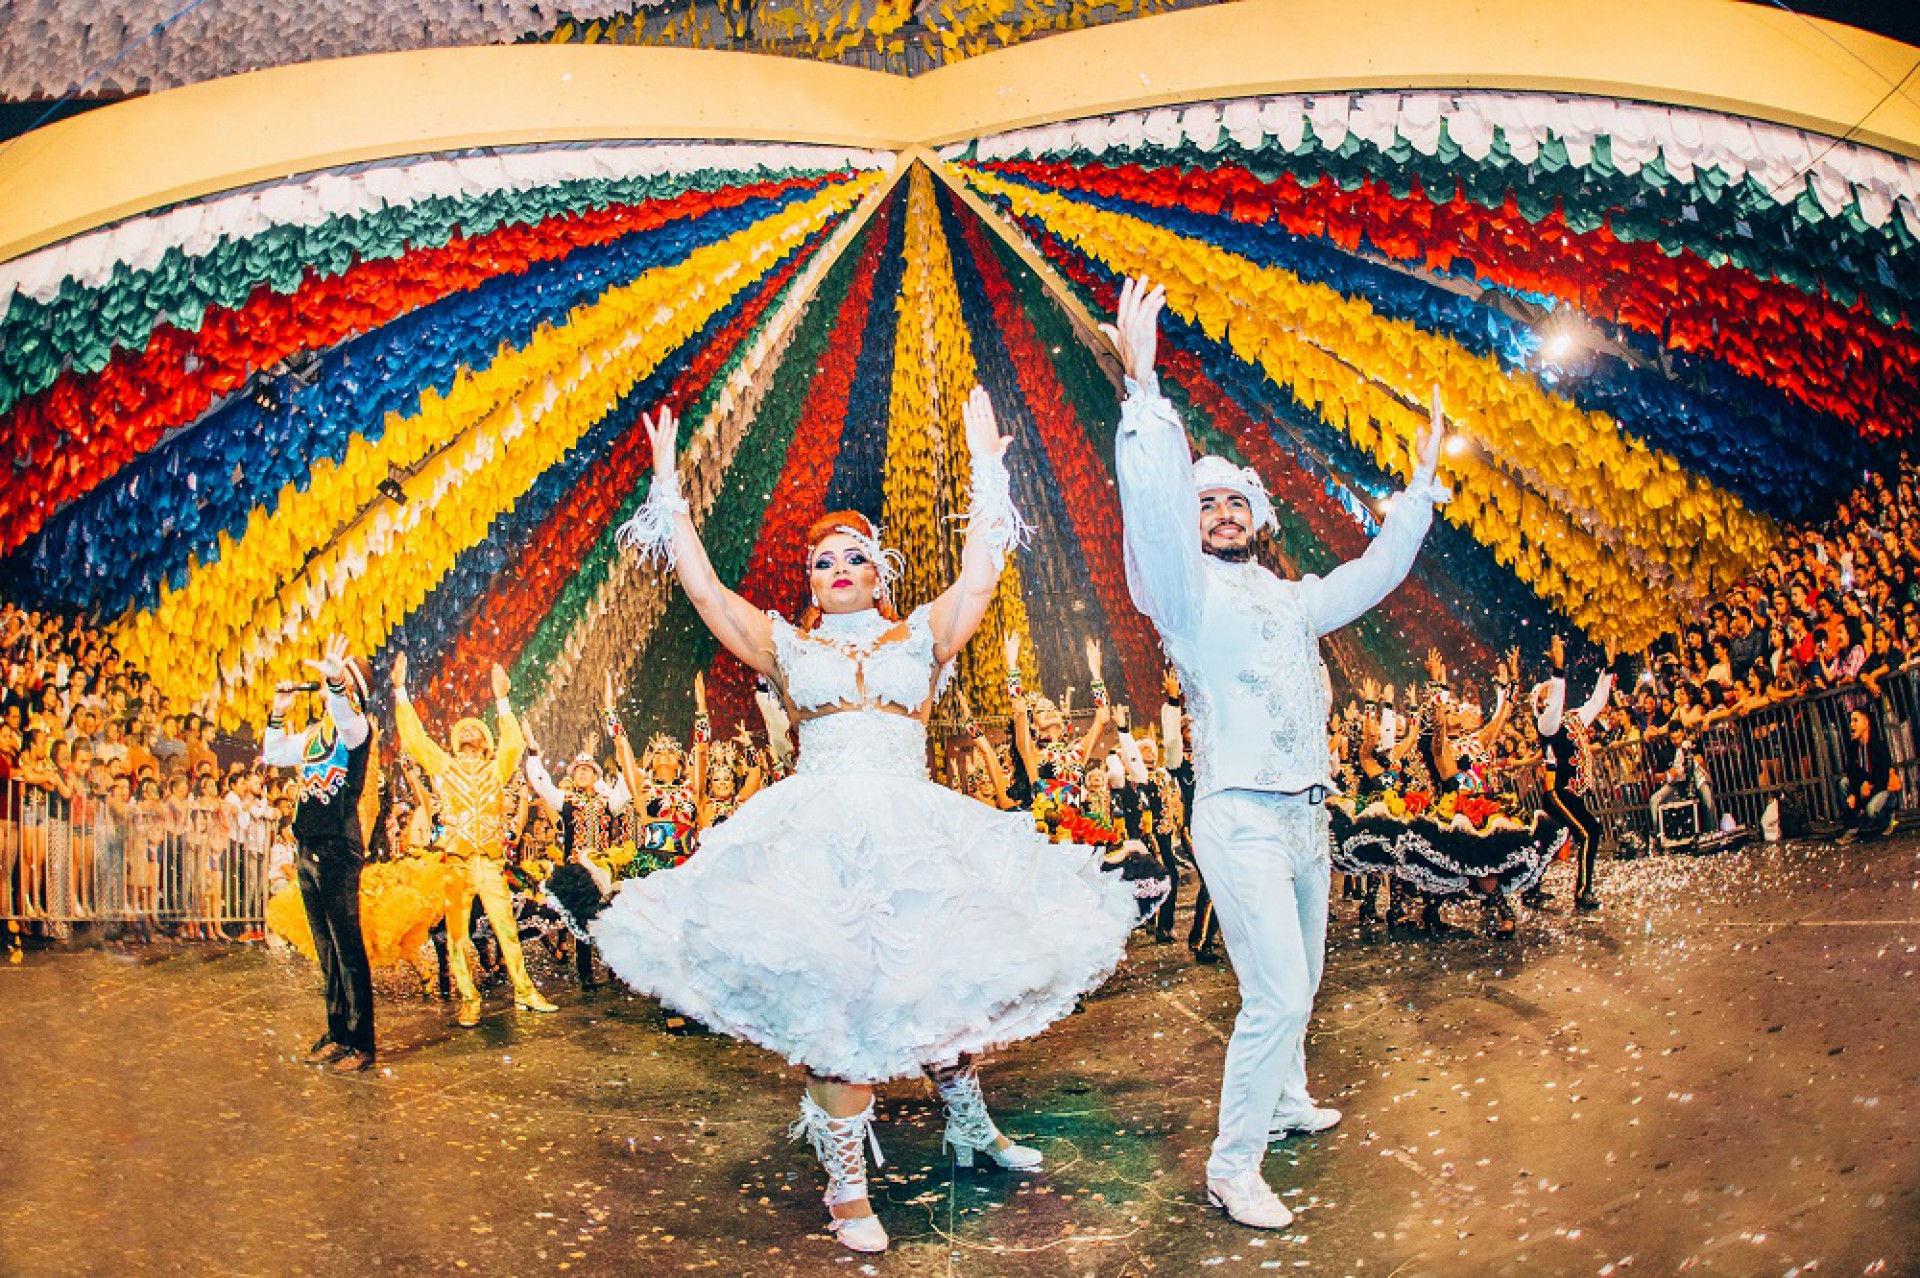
top-left (1330, 800), bottom-right (1569, 897)
top-left (590, 712), bottom-right (1138, 1083)
top-left (266, 855), bottom-right (448, 969)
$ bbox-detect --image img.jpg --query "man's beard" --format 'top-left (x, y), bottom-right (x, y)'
top-left (1203, 541), bottom-right (1253, 563)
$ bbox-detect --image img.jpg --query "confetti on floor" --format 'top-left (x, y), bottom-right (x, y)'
top-left (1, 837), bottom-right (1916, 1274)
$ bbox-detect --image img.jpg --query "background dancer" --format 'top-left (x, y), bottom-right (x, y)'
top-left (1106, 275), bottom-right (1449, 1230)
top-left (554, 394), bottom-right (1136, 1255)
top-left (613, 685), bottom-right (706, 874)
top-left (1005, 632), bottom-right (1110, 821)
top-left (697, 734), bottom-right (762, 829)
top-left (1131, 713), bottom-right (1187, 945)
top-left (1532, 635), bottom-right (1615, 911)
top-left (525, 707), bottom-right (630, 991)
top-left (260, 635), bottom-right (380, 1074)
top-left (1330, 651), bottom-right (1563, 940)
top-left (1109, 712), bottom-right (1177, 930)
top-left (1163, 671), bottom-right (1222, 962)
top-left (1331, 703), bottom-right (1382, 923)
top-left (952, 690), bottom-right (1019, 811)
top-left (393, 657), bottom-right (558, 1028)
top-left (1347, 690), bottom-right (1413, 928)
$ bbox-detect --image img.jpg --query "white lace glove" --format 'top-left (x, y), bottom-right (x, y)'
top-left (617, 465), bottom-right (690, 569)
top-left (619, 405), bottom-right (692, 569)
top-left (958, 386), bottom-right (1034, 566)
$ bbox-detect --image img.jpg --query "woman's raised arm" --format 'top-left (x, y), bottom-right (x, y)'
top-left (619, 406), bottom-right (776, 678)
top-left (926, 388), bottom-right (1031, 665)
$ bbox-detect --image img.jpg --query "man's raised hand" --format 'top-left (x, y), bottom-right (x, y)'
top-left (1416, 385), bottom-right (1448, 484)
top-left (304, 633), bottom-right (350, 684)
top-left (1097, 276), bottom-right (1166, 386)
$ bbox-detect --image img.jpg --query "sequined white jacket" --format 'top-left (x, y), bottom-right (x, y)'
top-left (1114, 379), bottom-right (1444, 802)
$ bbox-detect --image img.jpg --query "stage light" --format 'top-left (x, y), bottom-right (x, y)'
top-left (1445, 435), bottom-right (1470, 457)
top-left (1533, 306), bottom-right (1594, 367)
top-left (378, 476), bottom-right (408, 505)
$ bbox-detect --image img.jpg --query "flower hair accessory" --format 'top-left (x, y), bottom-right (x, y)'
top-left (646, 731), bottom-right (684, 757)
top-left (808, 521), bottom-right (905, 597)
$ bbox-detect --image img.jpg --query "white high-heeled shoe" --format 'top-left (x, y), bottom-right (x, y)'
top-left (790, 1094), bottom-right (890, 1253)
top-left (936, 1067), bottom-right (1044, 1171)
top-left (828, 1207), bottom-right (888, 1253)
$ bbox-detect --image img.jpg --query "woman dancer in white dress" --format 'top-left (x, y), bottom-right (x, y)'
top-left (578, 389), bottom-right (1137, 1254)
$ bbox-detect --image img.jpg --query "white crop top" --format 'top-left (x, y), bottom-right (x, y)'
top-left (768, 604), bottom-right (955, 716)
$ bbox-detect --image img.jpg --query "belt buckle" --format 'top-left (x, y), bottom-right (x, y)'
top-left (1305, 785), bottom-right (1327, 806)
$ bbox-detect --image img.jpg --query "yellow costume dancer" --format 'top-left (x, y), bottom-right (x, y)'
top-left (392, 656), bottom-right (557, 1027)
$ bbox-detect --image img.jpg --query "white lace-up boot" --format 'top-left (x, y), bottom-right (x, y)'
top-left (935, 1066), bottom-right (1043, 1171)
top-left (789, 1094), bottom-right (889, 1253)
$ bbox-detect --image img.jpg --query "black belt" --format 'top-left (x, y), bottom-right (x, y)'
top-left (1218, 785), bottom-right (1330, 805)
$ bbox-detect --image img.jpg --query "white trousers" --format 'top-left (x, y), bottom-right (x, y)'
top-left (1191, 789), bottom-right (1330, 1181)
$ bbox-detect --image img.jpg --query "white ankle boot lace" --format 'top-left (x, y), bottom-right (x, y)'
top-left (790, 1095), bottom-right (889, 1252)
top-left (935, 1068), bottom-right (1043, 1171)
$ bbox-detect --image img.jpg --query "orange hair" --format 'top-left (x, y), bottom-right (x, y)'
top-left (800, 510), bottom-right (900, 632)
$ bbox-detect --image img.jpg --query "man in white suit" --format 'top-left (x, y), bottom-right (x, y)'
top-left (1104, 277), bottom-right (1449, 1228)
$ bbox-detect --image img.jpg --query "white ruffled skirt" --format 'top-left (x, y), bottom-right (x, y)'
top-left (590, 770), bottom-right (1138, 1083)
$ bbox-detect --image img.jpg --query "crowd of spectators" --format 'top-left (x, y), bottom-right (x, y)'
top-left (1578, 456), bottom-right (1920, 842)
top-left (0, 604), bottom-right (296, 940)
top-left (1617, 465), bottom-right (1920, 734)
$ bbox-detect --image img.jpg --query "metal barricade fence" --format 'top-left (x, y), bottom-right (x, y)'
top-left (1, 778), bottom-right (273, 934)
top-left (1561, 671), bottom-right (1920, 852)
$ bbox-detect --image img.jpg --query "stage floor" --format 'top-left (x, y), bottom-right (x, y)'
top-left (3, 838), bottom-right (1917, 1277)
